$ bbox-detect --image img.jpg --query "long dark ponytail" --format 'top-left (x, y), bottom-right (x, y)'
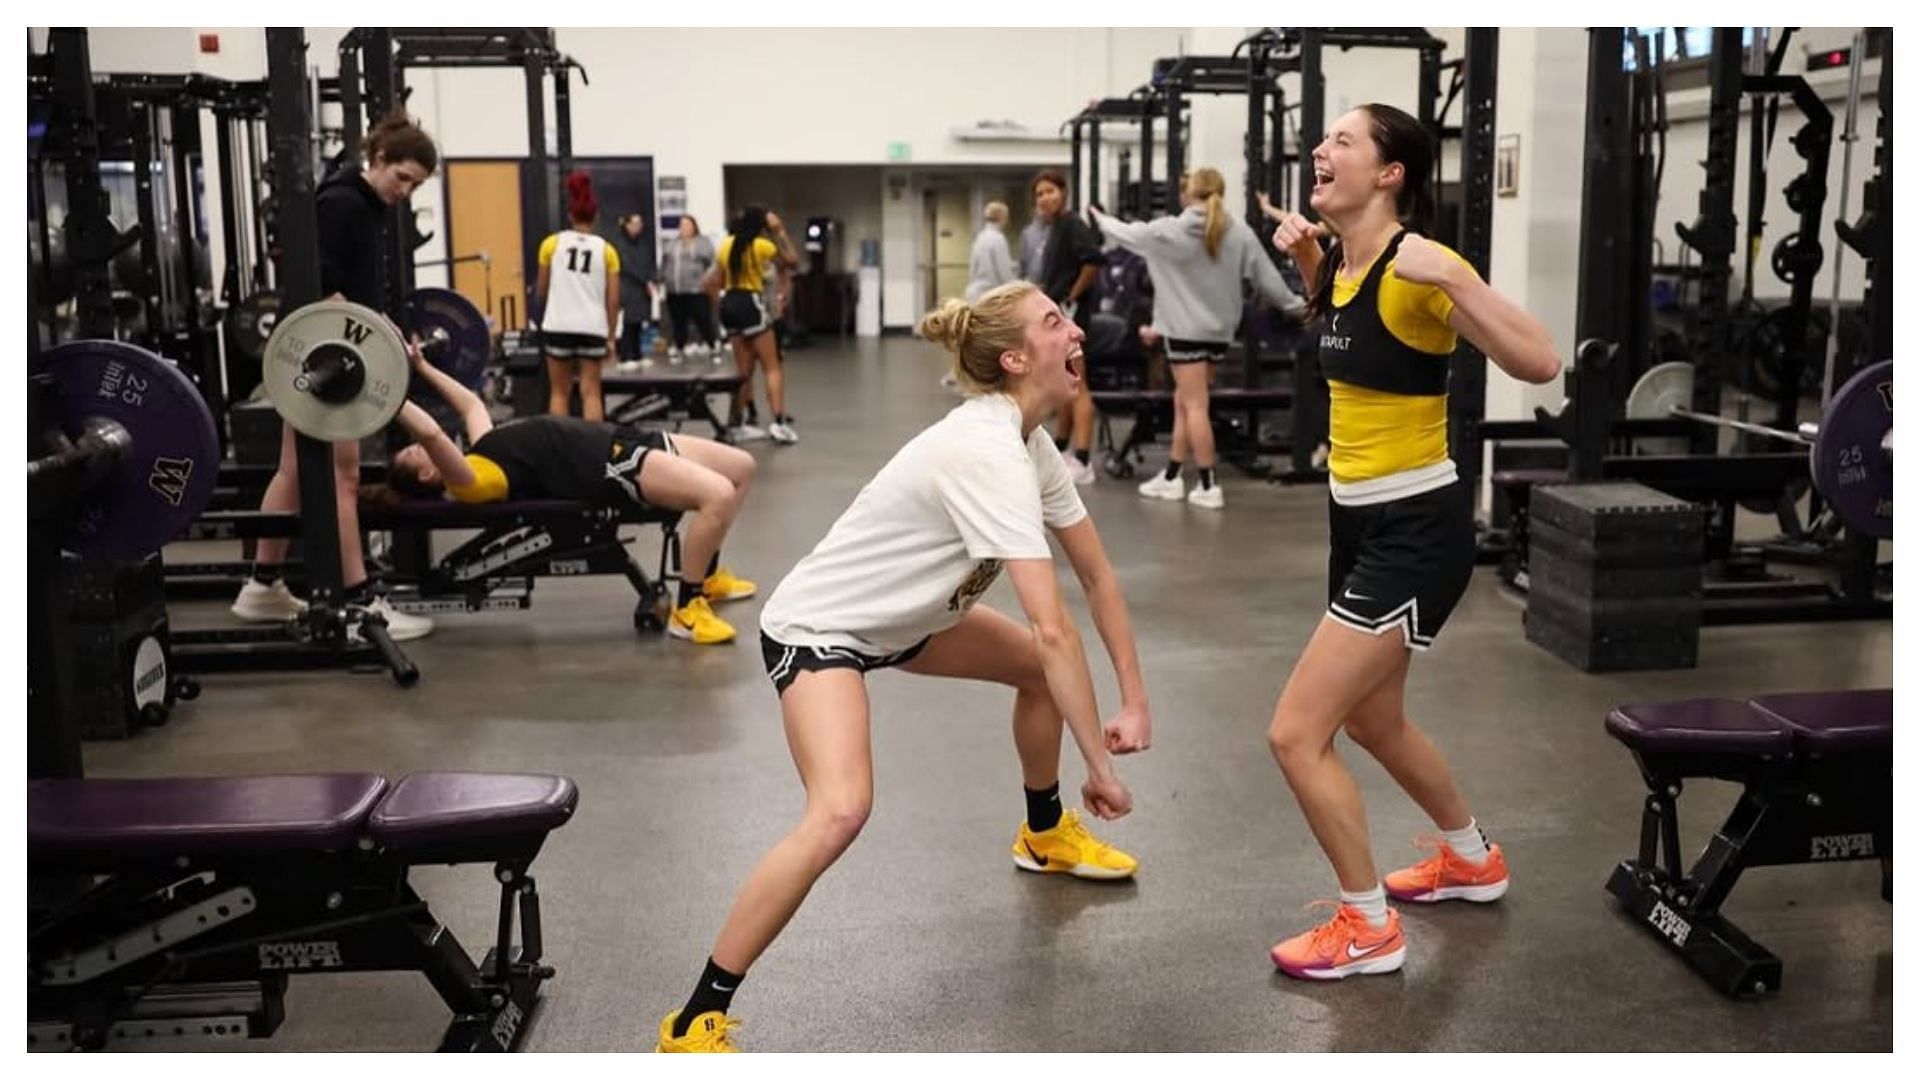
top-left (727, 204), bottom-right (769, 281)
top-left (1304, 103), bottom-right (1437, 321)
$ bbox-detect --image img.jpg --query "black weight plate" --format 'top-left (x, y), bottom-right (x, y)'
top-left (404, 287), bottom-right (490, 390)
top-left (46, 340), bottom-right (220, 560)
top-left (225, 290), bottom-right (281, 364)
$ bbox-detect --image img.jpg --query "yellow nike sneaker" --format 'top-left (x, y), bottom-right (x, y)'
top-left (703, 567), bottom-right (758, 602)
top-left (657, 1009), bottom-right (740, 1053)
top-left (669, 596), bottom-right (737, 644)
top-left (1011, 808), bottom-right (1138, 880)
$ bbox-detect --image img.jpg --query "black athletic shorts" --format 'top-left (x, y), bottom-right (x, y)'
top-left (1325, 479), bottom-right (1475, 651)
top-left (718, 289), bottom-right (772, 339)
top-left (600, 427), bottom-right (674, 510)
top-left (543, 330), bottom-right (611, 359)
top-left (760, 631), bottom-right (931, 696)
top-left (1164, 337), bottom-right (1230, 365)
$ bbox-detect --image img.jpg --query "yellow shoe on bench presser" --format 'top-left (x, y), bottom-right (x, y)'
top-left (703, 567), bottom-right (757, 602)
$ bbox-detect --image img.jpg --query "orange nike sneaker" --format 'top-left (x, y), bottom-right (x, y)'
top-left (1269, 902), bottom-right (1406, 981)
top-left (1383, 838), bottom-right (1510, 904)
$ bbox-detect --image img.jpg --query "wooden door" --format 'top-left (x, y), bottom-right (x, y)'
top-left (445, 160), bottom-right (527, 332)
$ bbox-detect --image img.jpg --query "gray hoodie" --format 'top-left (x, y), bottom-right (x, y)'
top-left (1091, 205), bottom-right (1305, 343)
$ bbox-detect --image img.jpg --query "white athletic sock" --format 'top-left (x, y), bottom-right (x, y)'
top-left (1443, 818), bottom-right (1490, 864)
top-left (1340, 884), bottom-right (1391, 928)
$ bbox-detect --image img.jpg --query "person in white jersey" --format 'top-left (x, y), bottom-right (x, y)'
top-left (655, 280), bottom-right (1155, 1052)
top-left (536, 170), bottom-right (621, 422)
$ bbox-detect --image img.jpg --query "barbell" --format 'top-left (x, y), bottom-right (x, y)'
top-left (30, 287), bottom-right (496, 559)
top-left (1625, 359), bottom-right (1892, 538)
top-left (229, 286), bottom-right (491, 392)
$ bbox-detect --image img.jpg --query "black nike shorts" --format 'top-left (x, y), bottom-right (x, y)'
top-left (1164, 337), bottom-right (1230, 365)
top-left (1325, 480), bottom-right (1475, 651)
top-left (718, 289), bottom-right (772, 339)
top-left (542, 330), bottom-right (610, 359)
top-left (599, 428), bottom-right (673, 510)
top-left (761, 632), bottom-right (931, 697)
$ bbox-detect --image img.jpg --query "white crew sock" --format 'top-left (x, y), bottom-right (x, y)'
top-left (1443, 818), bottom-right (1491, 865)
top-left (1340, 884), bottom-right (1391, 928)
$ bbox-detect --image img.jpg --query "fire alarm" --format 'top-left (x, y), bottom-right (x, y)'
top-left (198, 33), bottom-right (220, 54)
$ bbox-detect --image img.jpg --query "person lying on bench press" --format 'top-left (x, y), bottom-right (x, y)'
top-left (384, 343), bottom-right (759, 644)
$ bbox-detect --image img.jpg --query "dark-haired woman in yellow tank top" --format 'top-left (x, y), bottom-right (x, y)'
top-left (1260, 103), bottom-right (1561, 980)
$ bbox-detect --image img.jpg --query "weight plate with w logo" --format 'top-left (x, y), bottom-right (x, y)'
top-left (261, 299), bottom-right (409, 441)
top-left (44, 340), bottom-right (220, 560)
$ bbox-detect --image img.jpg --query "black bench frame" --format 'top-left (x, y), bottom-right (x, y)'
top-left (1092, 386), bottom-right (1297, 481)
top-left (1605, 702), bottom-right (1891, 998)
top-left (175, 501), bottom-right (683, 637)
top-left (30, 824), bottom-right (556, 1051)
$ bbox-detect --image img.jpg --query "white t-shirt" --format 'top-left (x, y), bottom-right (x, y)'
top-left (759, 393), bottom-right (1089, 654)
top-left (538, 229), bottom-right (616, 336)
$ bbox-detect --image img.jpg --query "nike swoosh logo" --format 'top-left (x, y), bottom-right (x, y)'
top-left (1024, 841), bottom-right (1049, 867)
top-left (1342, 589), bottom-right (1375, 601)
top-left (710, 981), bottom-right (737, 993)
top-left (1346, 940), bottom-right (1388, 960)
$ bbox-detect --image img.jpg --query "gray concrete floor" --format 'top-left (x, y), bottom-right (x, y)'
top-left (97, 338), bottom-right (1892, 1051)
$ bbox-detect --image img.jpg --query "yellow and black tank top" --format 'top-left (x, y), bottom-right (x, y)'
top-left (444, 416), bottom-right (615, 504)
top-left (1320, 229), bottom-right (1471, 504)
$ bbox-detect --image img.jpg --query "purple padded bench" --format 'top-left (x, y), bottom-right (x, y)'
top-left (28, 771), bottom-right (577, 1051)
top-left (1602, 691), bottom-right (1891, 998)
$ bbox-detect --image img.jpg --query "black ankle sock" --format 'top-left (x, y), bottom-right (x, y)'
top-left (674, 957), bottom-right (743, 1037)
top-left (1162, 460), bottom-right (1183, 482)
top-left (706, 552), bottom-right (721, 579)
top-left (344, 579), bottom-right (375, 605)
top-left (1025, 782), bottom-right (1063, 833)
top-left (250, 564), bottom-right (279, 586)
top-left (1053, 435), bottom-right (1070, 452)
top-left (676, 579), bottom-right (702, 608)
top-left (1072, 448), bottom-right (1091, 466)
top-left (1198, 467), bottom-right (1215, 490)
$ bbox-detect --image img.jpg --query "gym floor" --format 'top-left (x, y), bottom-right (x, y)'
top-left (127, 338), bottom-right (1892, 1051)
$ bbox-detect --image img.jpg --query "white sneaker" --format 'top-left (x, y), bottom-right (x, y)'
top-left (767, 420), bottom-right (799, 445)
top-left (732, 423), bottom-right (768, 443)
top-left (615, 359), bottom-right (644, 373)
top-left (1187, 483), bottom-right (1225, 510)
top-left (668, 346), bottom-right (683, 362)
top-left (231, 578), bottom-right (307, 622)
top-left (1137, 472), bottom-right (1186, 501)
top-left (1062, 454), bottom-right (1096, 486)
top-left (350, 594), bottom-right (434, 643)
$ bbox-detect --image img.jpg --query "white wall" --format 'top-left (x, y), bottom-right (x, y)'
top-left (1484, 28), bottom-right (1586, 428)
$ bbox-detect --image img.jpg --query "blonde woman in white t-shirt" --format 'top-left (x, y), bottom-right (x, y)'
top-left (657, 281), bottom-right (1155, 1052)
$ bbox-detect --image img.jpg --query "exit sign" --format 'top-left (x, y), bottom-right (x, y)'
top-left (887, 141), bottom-right (911, 162)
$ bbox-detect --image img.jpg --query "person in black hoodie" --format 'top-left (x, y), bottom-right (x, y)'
top-left (230, 111), bottom-right (439, 641)
top-left (612, 213), bottom-right (656, 364)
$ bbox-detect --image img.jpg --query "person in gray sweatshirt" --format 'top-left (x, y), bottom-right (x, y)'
top-left (964, 200), bottom-right (1017, 302)
top-left (1088, 166), bottom-right (1306, 510)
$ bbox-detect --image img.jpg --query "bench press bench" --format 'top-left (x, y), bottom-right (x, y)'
top-left (182, 498), bottom-right (684, 634)
top-left (1603, 688), bottom-right (1892, 996)
top-left (28, 770), bottom-right (578, 1051)
top-left (1091, 386), bottom-right (1295, 479)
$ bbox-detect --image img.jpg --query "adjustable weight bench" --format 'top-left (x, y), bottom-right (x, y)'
top-left (1091, 386), bottom-right (1296, 479)
top-left (601, 369), bottom-right (744, 439)
top-left (182, 498), bottom-right (684, 634)
top-left (1603, 689), bottom-right (1892, 997)
top-left (28, 771), bottom-right (577, 1051)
